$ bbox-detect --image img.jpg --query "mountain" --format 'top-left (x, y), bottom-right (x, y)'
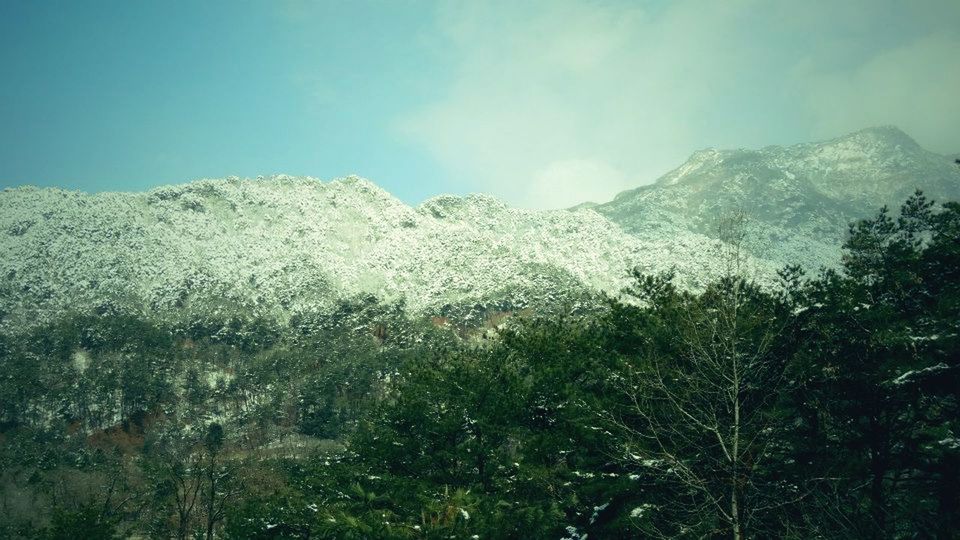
top-left (595, 126), bottom-right (960, 269)
top-left (0, 175), bottom-right (756, 330)
top-left (2, 127), bottom-right (956, 330)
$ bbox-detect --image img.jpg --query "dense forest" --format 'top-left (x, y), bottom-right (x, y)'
top-left (1, 192), bottom-right (957, 539)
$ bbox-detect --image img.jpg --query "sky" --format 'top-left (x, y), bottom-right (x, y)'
top-left (1, 0), bottom-right (958, 209)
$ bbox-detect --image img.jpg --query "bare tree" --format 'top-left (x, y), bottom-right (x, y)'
top-left (148, 422), bottom-right (243, 540)
top-left (202, 423), bottom-right (242, 540)
top-left (609, 211), bottom-right (793, 538)
top-left (159, 450), bottom-right (204, 540)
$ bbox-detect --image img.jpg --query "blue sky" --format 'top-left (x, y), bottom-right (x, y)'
top-left (1, 1), bottom-right (958, 208)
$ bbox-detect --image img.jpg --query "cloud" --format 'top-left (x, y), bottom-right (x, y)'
top-left (397, 0), bottom-right (754, 208)
top-left (796, 33), bottom-right (960, 154)
top-left (532, 159), bottom-right (627, 208)
top-left (397, 0), bottom-right (960, 208)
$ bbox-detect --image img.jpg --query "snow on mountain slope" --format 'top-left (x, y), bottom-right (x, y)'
top-left (595, 126), bottom-right (960, 270)
top-left (0, 175), bottom-right (772, 329)
top-left (6, 126), bottom-right (947, 330)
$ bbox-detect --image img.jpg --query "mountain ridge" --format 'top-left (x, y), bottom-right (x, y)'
top-left (2, 126), bottom-right (957, 330)
top-left (1, 174), bottom-right (758, 330)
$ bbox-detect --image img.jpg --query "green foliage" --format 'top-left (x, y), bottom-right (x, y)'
top-left (43, 505), bottom-right (115, 540)
top-left (777, 192), bottom-right (960, 537)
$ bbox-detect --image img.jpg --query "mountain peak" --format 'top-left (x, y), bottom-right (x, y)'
top-left (653, 148), bottom-right (728, 186)
top-left (594, 125), bottom-right (960, 273)
top-left (830, 125), bottom-right (920, 150)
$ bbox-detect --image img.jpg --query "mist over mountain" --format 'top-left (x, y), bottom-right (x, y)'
top-left (2, 126), bottom-right (958, 331)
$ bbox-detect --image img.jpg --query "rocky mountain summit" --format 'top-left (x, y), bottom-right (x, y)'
top-left (1, 126), bottom-right (957, 329)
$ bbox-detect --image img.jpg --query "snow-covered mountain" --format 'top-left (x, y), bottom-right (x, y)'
top-left (595, 126), bottom-right (960, 269)
top-left (1, 126), bottom-right (956, 329)
top-left (0, 176), bottom-right (753, 329)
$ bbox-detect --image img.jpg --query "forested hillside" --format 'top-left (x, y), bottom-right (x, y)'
top-left (1, 192), bottom-right (957, 538)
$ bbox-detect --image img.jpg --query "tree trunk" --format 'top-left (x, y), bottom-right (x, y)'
top-left (731, 486), bottom-right (742, 540)
top-left (868, 417), bottom-right (887, 538)
top-left (206, 453), bottom-right (217, 540)
top-left (936, 454), bottom-right (960, 540)
top-left (731, 366), bottom-right (743, 540)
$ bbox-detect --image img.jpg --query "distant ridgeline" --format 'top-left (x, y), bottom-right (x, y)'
top-left (1, 126), bottom-right (958, 331)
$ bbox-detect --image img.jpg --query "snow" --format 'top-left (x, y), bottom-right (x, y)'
top-left (589, 501), bottom-right (610, 524)
top-left (0, 174), bottom-right (778, 329)
top-left (892, 363), bottom-right (950, 385)
top-left (939, 437), bottom-right (960, 450)
top-left (629, 504), bottom-right (653, 518)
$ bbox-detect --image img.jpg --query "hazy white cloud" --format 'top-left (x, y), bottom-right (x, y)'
top-left (796, 33), bottom-right (960, 154)
top-left (397, 0), bottom-right (960, 208)
top-left (532, 159), bottom-right (627, 207)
